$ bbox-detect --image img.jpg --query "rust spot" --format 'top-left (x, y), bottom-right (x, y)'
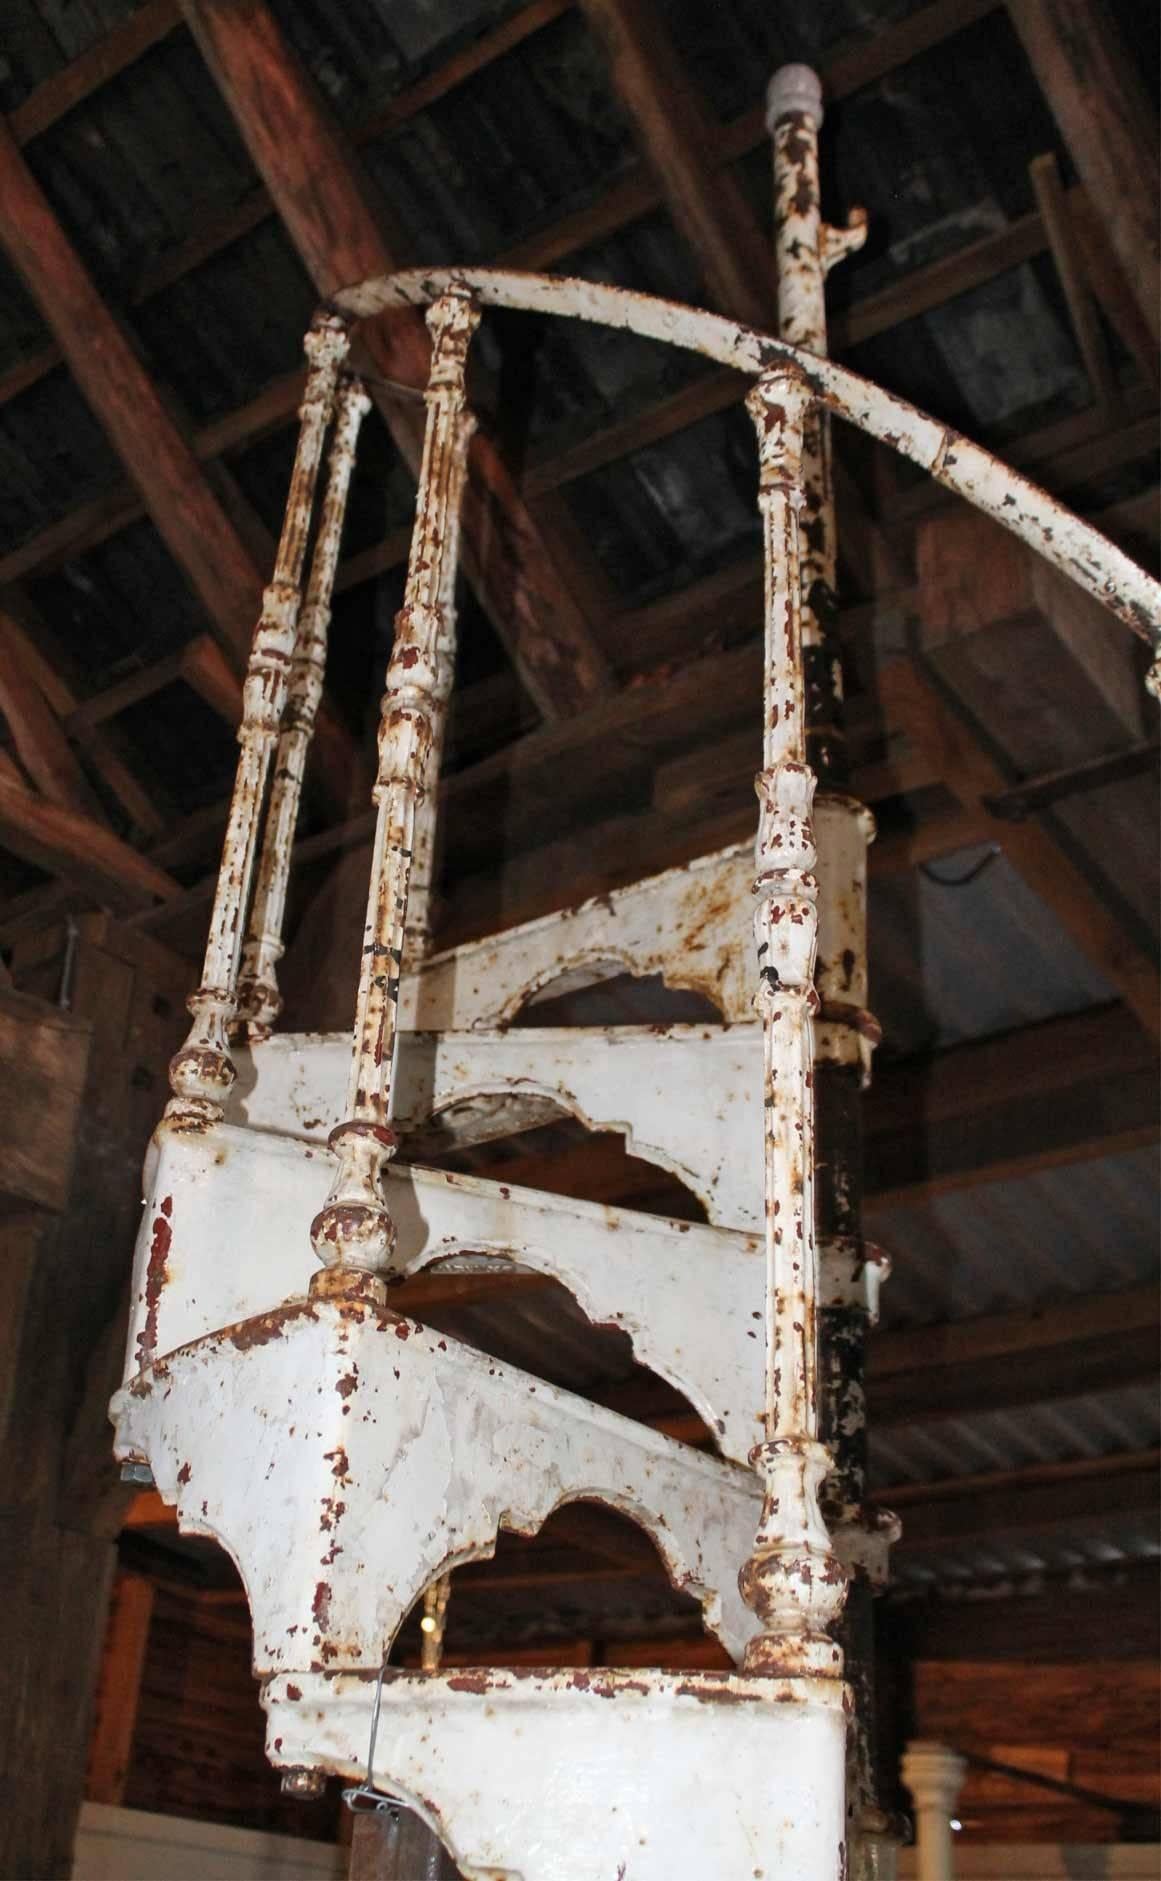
top-left (312, 1581), bottom-right (332, 1628)
top-left (285, 1684), bottom-right (302, 1702)
top-left (176, 1461), bottom-right (191, 1486)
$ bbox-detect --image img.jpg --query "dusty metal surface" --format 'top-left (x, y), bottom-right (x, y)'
top-left (238, 373), bottom-right (371, 1040)
top-left (166, 312), bottom-right (350, 1124)
top-left (263, 1665), bottom-right (848, 1881)
top-left (313, 287), bottom-right (479, 1285)
top-left (336, 267), bottom-right (1161, 657)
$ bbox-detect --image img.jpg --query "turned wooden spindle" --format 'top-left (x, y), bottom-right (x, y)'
top-left (238, 374), bottom-right (371, 1039)
top-left (311, 287), bottom-right (480, 1287)
top-left (167, 312), bottom-right (349, 1123)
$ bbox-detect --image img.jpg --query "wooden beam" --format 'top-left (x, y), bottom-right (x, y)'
top-left (0, 138), bottom-right (360, 821)
top-left (0, 600), bottom-right (167, 836)
top-left (1030, 151), bottom-right (1120, 415)
top-left (1008, 0), bottom-right (1160, 342)
top-left (179, 0), bottom-right (608, 721)
top-left (881, 1447), bottom-right (1161, 1553)
top-left (0, 119), bottom-right (262, 666)
top-left (0, 775), bottom-right (178, 912)
top-left (868, 1282), bottom-right (1159, 1425)
top-left (866, 1001), bottom-right (1158, 1199)
top-left (0, 610), bottom-right (104, 818)
top-left (578, 0), bottom-right (770, 327)
top-left (7, 1), bottom-right (181, 147)
top-left (877, 660), bottom-right (1160, 1037)
top-left (84, 1570), bottom-right (155, 1807)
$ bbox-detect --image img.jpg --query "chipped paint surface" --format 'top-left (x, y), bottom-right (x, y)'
top-left (112, 1294), bottom-right (764, 1669)
top-left (122, 1115), bottom-right (768, 1461)
top-left (337, 268), bottom-right (1161, 655)
top-left (263, 1665), bottom-right (847, 1881)
top-left (313, 288), bottom-right (480, 1283)
top-left (167, 316), bottom-right (350, 1127)
top-left (402, 840), bottom-right (758, 1030)
top-left (238, 374), bottom-right (371, 1039)
top-left (105, 100), bottom-right (1161, 1878)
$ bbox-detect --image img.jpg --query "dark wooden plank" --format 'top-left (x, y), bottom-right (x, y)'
top-left (0, 119), bottom-right (262, 666)
top-left (1009, 0), bottom-right (1160, 342)
top-left (7, 1), bottom-right (182, 147)
top-left (0, 775), bottom-right (179, 911)
top-left (578, 0), bottom-right (770, 327)
top-left (179, 0), bottom-right (609, 720)
top-left (0, 610), bottom-right (104, 819)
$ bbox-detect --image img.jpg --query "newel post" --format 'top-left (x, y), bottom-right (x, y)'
top-left (311, 286), bottom-right (480, 1291)
top-left (167, 312), bottom-right (350, 1122)
top-left (738, 366), bottom-right (848, 1679)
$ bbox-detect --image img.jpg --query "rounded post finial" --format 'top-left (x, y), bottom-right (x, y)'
top-left (765, 62), bottom-right (824, 134)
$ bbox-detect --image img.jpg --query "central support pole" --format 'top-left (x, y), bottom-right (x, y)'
top-left (739, 366), bottom-right (847, 1681)
top-left (312, 286), bottom-right (479, 1287)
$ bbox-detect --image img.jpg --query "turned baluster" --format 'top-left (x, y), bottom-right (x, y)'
top-left (311, 287), bottom-right (480, 1289)
top-left (739, 366), bottom-right (848, 1680)
top-left (402, 404), bottom-right (475, 969)
top-left (238, 374), bottom-right (371, 1039)
top-left (767, 62), bottom-right (866, 784)
top-left (167, 312), bottom-right (349, 1122)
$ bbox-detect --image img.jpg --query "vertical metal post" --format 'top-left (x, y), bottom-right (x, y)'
top-left (402, 407), bottom-right (476, 969)
top-left (239, 374), bottom-right (371, 1038)
top-left (311, 287), bottom-right (479, 1287)
top-left (768, 62), bottom-right (899, 1879)
top-left (738, 366), bottom-right (847, 1682)
top-left (167, 313), bottom-right (349, 1122)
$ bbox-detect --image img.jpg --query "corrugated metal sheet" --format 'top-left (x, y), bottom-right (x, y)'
top-left (870, 846), bottom-right (1116, 1057)
top-left (870, 1144), bottom-right (1160, 1328)
top-left (871, 1383), bottom-right (1159, 1488)
top-left (891, 1521), bottom-right (1159, 1590)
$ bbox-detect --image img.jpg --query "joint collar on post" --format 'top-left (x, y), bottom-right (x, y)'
top-left (765, 62), bottom-right (824, 133)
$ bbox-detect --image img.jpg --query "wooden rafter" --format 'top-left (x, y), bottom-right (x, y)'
top-left (0, 0), bottom-right (997, 420)
top-left (0, 601), bottom-right (167, 836)
top-left (1008, 0), bottom-right (1160, 343)
top-left (0, 119), bottom-right (361, 828)
top-left (578, 0), bottom-right (771, 326)
top-left (878, 660), bottom-right (1160, 1038)
top-left (7, 1), bottom-right (180, 149)
top-left (0, 120), bottom-right (261, 664)
top-left (0, 775), bottom-right (177, 911)
top-left (179, 0), bottom-right (609, 721)
top-left (0, 610), bottom-right (105, 821)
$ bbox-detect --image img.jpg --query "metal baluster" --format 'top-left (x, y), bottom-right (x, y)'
top-left (238, 374), bottom-right (371, 1039)
top-left (402, 405), bottom-right (475, 969)
top-left (167, 313), bottom-right (349, 1122)
top-left (739, 367), bottom-right (848, 1680)
top-left (311, 287), bottom-right (480, 1291)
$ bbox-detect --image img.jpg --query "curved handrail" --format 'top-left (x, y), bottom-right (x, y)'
top-left (334, 266), bottom-right (1161, 663)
